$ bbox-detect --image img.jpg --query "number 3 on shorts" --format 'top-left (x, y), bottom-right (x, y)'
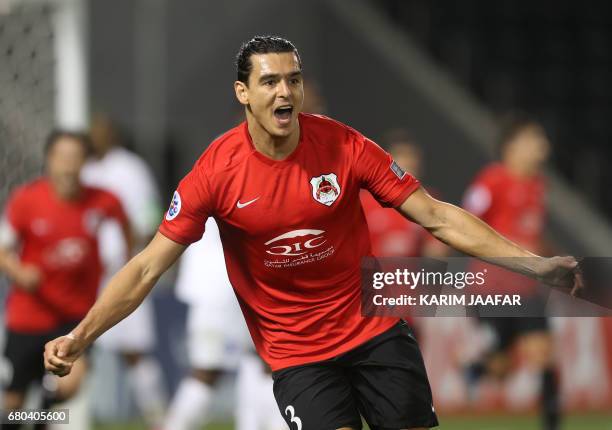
top-left (284, 405), bottom-right (303, 430)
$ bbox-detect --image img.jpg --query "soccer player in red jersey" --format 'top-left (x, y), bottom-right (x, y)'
top-left (463, 114), bottom-right (560, 430)
top-left (0, 131), bottom-right (130, 428)
top-left (44, 37), bottom-right (582, 430)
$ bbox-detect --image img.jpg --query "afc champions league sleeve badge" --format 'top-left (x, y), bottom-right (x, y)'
top-left (165, 191), bottom-right (182, 221)
top-left (310, 173), bottom-right (341, 206)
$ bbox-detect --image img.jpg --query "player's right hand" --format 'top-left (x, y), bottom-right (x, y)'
top-left (15, 264), bottom-right (41, 291)
top-left (43, 334), bottom-right (83, 377)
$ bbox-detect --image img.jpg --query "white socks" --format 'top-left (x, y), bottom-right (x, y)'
top-left (126, 357), bottom-right (167, 427)
top-left (164, 377), bottom-right (214, 430)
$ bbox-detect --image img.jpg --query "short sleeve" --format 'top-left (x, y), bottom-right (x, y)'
top-left (4, 188), bottom-right (28, 236)
top-left (158, 163), bottom-right (212, 245)
top-left (0, 188), bottom-right (28, 249)
top-left (354, 136), bottom-right (420, 207)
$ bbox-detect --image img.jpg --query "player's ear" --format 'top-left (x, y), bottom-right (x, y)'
top-left (234, 81), bottom-right (249, 106)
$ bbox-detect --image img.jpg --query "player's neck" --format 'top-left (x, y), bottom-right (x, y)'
top-left (51, 181), bottom-right (83, 201)
top-left (504, 159), bottom-right (538, 178)
top-left (247, 118), bottom-right (300, 161)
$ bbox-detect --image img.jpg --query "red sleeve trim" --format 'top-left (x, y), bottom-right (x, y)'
top-left (388, 181), bottom-right (421, 208)
top-left (158, 225), bottom-right (197, 246)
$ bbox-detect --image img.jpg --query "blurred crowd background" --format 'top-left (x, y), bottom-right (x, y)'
top-left (1, 0), bottom-right (612, 429)
top-left (378, 0), bottom-right (612, 218)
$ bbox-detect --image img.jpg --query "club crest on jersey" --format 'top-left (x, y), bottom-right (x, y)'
top-left (165, 191), bottom-right (182, 221)
top-left (310, 173), bottom-right (341, 206)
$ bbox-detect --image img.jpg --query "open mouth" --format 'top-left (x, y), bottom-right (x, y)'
top-left (273, 106), bottom-right (294, 125)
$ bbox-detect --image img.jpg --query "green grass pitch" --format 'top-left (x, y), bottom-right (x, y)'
top-left (95, 412), bottom-right (612, 430)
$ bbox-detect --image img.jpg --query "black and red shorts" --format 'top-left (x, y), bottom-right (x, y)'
top-left (3, 321), bottom-right (81, 392)
top-left (272, 320), bottom-right (439, 430)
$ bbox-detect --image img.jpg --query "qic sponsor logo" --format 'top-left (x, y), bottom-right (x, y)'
top-left (265, 229), bottom-right (326, 256)
top-left (263, 229), bottom-right (335, 268)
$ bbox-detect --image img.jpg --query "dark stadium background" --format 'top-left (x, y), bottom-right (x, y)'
top-left (1, 0), bottom-right (612, 429)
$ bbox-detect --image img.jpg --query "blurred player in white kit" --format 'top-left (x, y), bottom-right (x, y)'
top-left (164, 217), bottom-right (287, 430)
top-left (80, 115), bottom-right (167, 428)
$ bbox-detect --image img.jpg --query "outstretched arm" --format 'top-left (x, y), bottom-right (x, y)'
top-left (44, 232), bottom-right (186, 376)
top-left (398, 188), bottom-right (582, 292)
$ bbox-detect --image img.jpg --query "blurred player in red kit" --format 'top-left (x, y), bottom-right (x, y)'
top-left (361, 131), bottom-right (448, 334)
top-left (463, 114), bottom-right (560, 430)
top-left (361, 130), bottom-right (447, 259)
top-left (44, 37), bottom-right (581, 430)
top-left (82, 115), bottom-right (167, 428)
top-left (0, 131), bottom-right (130, 429)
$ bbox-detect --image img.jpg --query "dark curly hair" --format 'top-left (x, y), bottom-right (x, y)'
top-left (235, 35), bottom-right (301, 84)
top-left (44, 129), bottom-right (92, 157)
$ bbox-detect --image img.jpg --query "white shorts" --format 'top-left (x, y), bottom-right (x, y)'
top-left (95, 220), bottom-right (157, 353)
top-left (185, 304), bottom-right (249, 370)
top-left (96, 296), bottom-right (156, 352)
top-left (236, 353), bottom-right (288, 430)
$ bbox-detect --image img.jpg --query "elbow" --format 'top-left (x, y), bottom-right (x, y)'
top-left (424, 202), bottom-right (451, 237)
top-left (132, 253), bottom-right (163, 287)
top-left (141, 263), bottom-right (162, 287)
top-left (426, 202), bottom-right (469, 247)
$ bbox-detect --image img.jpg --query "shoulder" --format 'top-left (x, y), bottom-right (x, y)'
top-left (84, 186), bottom-right (122, 207)
top-left (108, 148), bottom-right (155, 177)
top-left (7, 178), bottom-right (45, 205)
top-left (300, 113), bottom-right (364, 145)
top-left (111, 147), bottom-right (147, 165)
top-left (473, 163), bottom-right (506, 186)
top-left (192, 123), bottom-right (251, 176)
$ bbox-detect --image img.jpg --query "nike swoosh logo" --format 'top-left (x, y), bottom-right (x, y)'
top-left (236, 197), bottom-right (260, 208)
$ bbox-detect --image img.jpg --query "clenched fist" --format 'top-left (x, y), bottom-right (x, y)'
top-left (43, 333), bottom-right (85, 377)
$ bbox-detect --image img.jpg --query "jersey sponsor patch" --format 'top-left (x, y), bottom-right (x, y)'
top-left (390, 160), bottom-right (406, 179)
top-left (165, 191), bottom-right (182, 221)
top-left (310, 173), bottom-right (341, 206)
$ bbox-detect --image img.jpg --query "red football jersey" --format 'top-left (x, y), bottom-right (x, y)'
top-left (463, 163), bottom-right (546, 293)
top-left (4, 178), bottom-right (128, 333)
top-left (160, 113), bottom-right (420, 370)
top-left (463, 163), bottom-right (546, 252)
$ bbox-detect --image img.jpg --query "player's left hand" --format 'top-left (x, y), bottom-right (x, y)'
top-left (537, 256), bottom-right (584, 297)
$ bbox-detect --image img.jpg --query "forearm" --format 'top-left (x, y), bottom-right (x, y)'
top-left (0, 248), bottom-right (20, 278)
top-left (71, 253), bottom-right (160, 346)
top-left (430, 202), bottom-right (545, 276)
